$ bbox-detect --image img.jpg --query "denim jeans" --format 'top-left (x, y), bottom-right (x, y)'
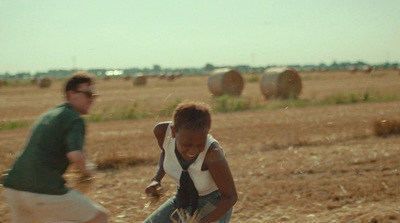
top-left (143, 190), bottom-right (233, 223)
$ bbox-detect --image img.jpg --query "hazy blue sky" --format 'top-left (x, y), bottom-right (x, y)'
top-left (1, 0), bottom-right (399, 74)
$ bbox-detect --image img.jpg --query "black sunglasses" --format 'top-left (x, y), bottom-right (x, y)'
top-left (73, 90), bottom-right (98, 99)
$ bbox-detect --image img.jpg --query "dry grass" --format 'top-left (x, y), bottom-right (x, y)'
top-left (1, 70), bottom-right (400, 222)
top-left (95, 151), bottom-right (151, 170)
top-left (170, 209), bottom-right (202, 223)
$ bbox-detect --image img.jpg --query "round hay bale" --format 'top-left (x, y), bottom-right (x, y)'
top-left (259, 67), bottom-right (302, 99)
top-left (123, 75), bottom-right (131, 81)
top-left (166, 73), bottom-right (175, 81)
top-left (373, 119), bottom-right (400, 136)
top-left (30, 77), bottom-right (38, 84)
top-left (159, 73), bottom-right (166, 79)
top-left (149, 73), bottom-right (158, 78)
top-left (347, 66), bottom-right (357, 73)
top-left (361, 65), bottom-right (373, 73)
top-left (175, 72), bottom-right (183, 78)
top-left (132, 74), bottom-right (147, 86)
top-left (207, 68), bottom-right (244, 96)
top-left (38, 76), bottom-right (52, 88)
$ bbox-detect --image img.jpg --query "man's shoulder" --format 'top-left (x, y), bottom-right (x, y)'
top-left (55, 103), bottom-right (80, 118)
top-left (40, 103), bottom-right (83, 126)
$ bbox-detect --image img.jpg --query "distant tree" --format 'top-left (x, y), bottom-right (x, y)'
top-left (318, 63), bottom-right (327, 68)
top-left (355, 61), bottom-right (368, 66)
top-left (153, 64), bottom-right (161, 72)
top-left (233, 65), bottom-right (251, 72)
top-left (15, 72), bottom-right (31, 79)
top-left (204, 63), bottom-right (214, 71)
top-left (1, 72), bottom-right (11, 78)
top-left (124, 68), bottom-right (141, 74)
top-left (143, 67), bottom-right (152, 73)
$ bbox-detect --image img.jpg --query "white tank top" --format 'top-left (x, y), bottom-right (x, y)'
top-left (163, 122), bottom-right (219, 196)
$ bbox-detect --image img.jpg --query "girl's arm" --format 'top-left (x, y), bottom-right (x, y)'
top-left (200, 143), bottom-right (238, 223)
top-left (145, 151), bottom-right (165, 196)
top-left (145, 122), bottom-right (170, 196)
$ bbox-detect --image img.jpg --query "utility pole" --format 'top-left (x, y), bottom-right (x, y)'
top-left (72, 56), bottom-right (76, 71)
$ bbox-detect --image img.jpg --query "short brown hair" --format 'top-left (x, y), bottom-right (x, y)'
top-left (173, 102), bottom-right (211, 132)
top-left (64, 71), bottom-right (96, 93)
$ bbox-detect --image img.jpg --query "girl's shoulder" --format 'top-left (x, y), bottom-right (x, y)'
top-left (153, 121), bottom-right (172, 149)
top-left (205, 141), bottom-right (225, 163)
top-left (153, 121), bottom-right (171, 135)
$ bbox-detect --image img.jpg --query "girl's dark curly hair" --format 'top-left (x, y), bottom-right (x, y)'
top-left (173, 102), bottom-right (211, 132)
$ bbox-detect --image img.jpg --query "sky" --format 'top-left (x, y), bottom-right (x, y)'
top-left (1, 0), bottom-right (399, 74)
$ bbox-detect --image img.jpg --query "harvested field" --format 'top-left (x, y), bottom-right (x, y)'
top-left (1, 70), bottom-right (400, 222)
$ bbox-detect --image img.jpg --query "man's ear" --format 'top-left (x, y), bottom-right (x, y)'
top-left (171, 125), bottom-right (176, 138)
top-left (65, 90), bottom-right (73, 100)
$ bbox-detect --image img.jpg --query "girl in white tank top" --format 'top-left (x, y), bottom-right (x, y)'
top-left (144, 102), bottom-right (237, 223)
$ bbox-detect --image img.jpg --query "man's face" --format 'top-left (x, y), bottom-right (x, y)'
top-left (67, 83), bottom-right (97, 115)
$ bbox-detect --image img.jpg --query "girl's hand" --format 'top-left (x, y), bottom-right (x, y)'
top-left (145, 180), bottom-right (161, 196)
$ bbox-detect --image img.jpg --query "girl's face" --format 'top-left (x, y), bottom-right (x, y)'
top-left (172, 126), bottom-right (209, 161)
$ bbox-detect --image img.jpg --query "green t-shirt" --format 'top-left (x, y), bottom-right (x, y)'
top-left (3, 103), bottom-right (85, 195)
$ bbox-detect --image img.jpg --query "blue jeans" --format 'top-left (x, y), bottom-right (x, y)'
top-left (143, 190), bottom-right (233, 223)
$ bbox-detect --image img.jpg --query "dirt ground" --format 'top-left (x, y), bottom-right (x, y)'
top-left (1, 70), bottom-right (400, 222)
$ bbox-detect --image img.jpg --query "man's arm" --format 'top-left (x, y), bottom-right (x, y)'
top-left (66, 150), bottom-right (94, 177)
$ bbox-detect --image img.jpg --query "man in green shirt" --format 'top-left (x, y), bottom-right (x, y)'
top-left (3, 71), bottom-right (109, 223)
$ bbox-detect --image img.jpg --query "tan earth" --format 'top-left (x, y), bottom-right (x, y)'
top-left (1, 70), bottom-right (399, 222)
